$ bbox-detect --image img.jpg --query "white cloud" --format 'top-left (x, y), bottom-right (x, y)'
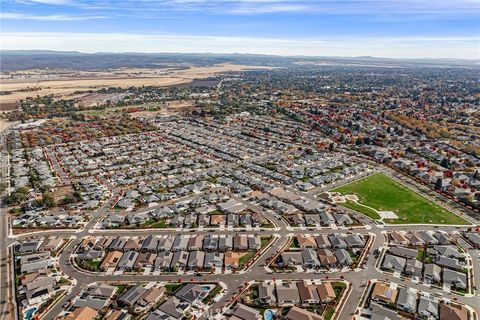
top-left (230, 4), bottom-right (310, 14)
top-left (13, 0), bottom-right (73, 5)
top-left (1, 32), bottom-right (479, 59)
top-left (8, 0), bottom-right (480, 15)
top-left (0, 12), bottom-right (105, 20)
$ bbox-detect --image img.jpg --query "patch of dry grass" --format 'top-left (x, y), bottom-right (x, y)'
top-left (0, 64), bottom-right (269, 104)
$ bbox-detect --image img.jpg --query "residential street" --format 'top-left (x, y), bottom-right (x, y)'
top-left (4, 170), bottom-right (479, 320)
top-left (1, 136), bottom-right (479, 320)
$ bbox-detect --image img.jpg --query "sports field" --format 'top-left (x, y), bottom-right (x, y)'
top-left (332, 173), bottom-right (469, 225)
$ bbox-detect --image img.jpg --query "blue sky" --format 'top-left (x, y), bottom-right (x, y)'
top-left (1, 0), bottom-right (479, 58)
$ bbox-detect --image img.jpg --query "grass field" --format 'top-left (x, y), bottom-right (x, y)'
top-left (332, 173), bottom-right (469, 225)
top-left (239, 251), bottom-right (256, 268)
top-left (341, 200), bottom-right (381, 220)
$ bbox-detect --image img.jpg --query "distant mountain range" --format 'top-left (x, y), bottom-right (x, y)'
top-left (1, 50), bottom-right (478, 72)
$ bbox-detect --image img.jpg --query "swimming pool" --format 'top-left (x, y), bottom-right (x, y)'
top-left (24, 307), bottom-right (37, 320)
top-left (264, 309), bottom-right (275, 320)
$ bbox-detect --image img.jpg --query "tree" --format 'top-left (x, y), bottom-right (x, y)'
top-left (42, 192), bottom-right (56, 208)
top-left (61, 194), bottom-right (76, 205)
top-left (451, 178), bottom-right (462, 188)
top-left (5, 187), bottom-right (29, 205)
top-left (61, 190), bottom-right (82, 205)
top-left (440, 157), bottom-right (450, 169)
top-left (72, 191), bottom-right (83, 201)
top-left (16, 187), bottom-right (29, 194)
top-left (6, 192), bottom-right (27, 205)
top-left (328, 142), bottom-right (335, 152)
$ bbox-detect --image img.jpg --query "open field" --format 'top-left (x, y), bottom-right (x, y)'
top-left (0, 119), bottom-right (10, 132)
top-left (331, 173), bottom-right (470, 225)
top-left (0, 63), bottom-right (268, 104)
top-left (341, 200), bottom-right (381, 220)
top-left (0, 76), bottom-right (187, 105)
top-left (74, 100), bottom-right (195, 118)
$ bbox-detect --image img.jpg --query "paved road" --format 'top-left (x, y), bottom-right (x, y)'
top-left (456, 236), bottom-right (480, 299)
top-left (44, 146), bottom-right (71, 186)
top-left (32, 219), bottom-right (480, 320)
top-left (3, 153), bottom-right (479, 320)
top-left (0, 129), bottom-right (14, 320)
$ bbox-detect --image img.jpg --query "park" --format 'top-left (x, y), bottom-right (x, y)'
top-left (331, 173), bottom-right (470, 225)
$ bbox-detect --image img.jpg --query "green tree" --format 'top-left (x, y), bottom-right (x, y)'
top-left (42, 192), bottom-right (56, 208)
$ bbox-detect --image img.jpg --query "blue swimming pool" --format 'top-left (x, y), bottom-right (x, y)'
top-left (24, 307), bottom-right (37, 320)
top-left (264, 309), bottom-right (275, 320)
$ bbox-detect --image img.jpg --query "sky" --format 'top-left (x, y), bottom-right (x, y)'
top-left (1, 0), bottom-right (479, 59)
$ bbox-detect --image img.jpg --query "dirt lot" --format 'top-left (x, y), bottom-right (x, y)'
top-left (119, 100), bottom-right (198, 118)
top-left (0, 102), bottom-right (17, 112)
top-left (0, 63), bottom-right (267, 104)
top-left (52, 185), bottom-right (74, 203)
top-left (0, 119), bottom-right (12, 132)
top-left (163, 100), bottom-right (198, 114)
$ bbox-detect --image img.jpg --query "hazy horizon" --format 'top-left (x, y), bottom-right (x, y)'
top-left (3, 49), bottom-right (480, 62)
top-left (1, 0), bottom-right (479, 59)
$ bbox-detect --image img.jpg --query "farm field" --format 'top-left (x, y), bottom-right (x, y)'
top-left (0, 63), bottom-right (268, 104)
top-left (331, 173), bottom-right (470, 225)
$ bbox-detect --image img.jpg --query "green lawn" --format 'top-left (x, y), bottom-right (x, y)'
top-left (261, 236), bottom-right (272, 248)
top-left (80, 259), bottom-right (102, 271)
top-left (340, 200), bottom-right (381, 220)
top-left (332, 173), bottom-right (469, 225)
top-left (324, 308), bottom-right (335, 320)
top-left (290, 237), bottom-right (300, 248)
top-left (165, 283), bottom-right (185, 294)
top-left (149, 219), bottom-right (168, 228)
top-left (58, 277), bottom-right (72, 286)
top-left (348, 250), bottom-right (359, 264)
top-left (239, 251), bottom-right (256, 269)
top-left (417, 249), bottom-right (425, 262)
top-left (260, 223), bottom-right (275, 228)
top-left (332, 281), bottom-right (347, 297)
top-left (116, 284), bottom-right (128, 295)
